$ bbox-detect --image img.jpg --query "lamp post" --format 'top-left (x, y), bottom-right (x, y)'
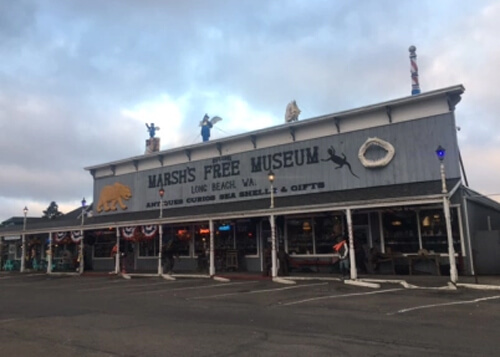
top-left (79, 198), bottom-right (86, 274)
top-left (436, 146), bottom-right (458, 284)
top-left (268, 170), bottom-right (275, 209)
top-left (20, 206), bottom-right (28, 273)
top-left (268, 171), bottom-right (277, 278)
top-left (158, 186), bottom-right (165, 275)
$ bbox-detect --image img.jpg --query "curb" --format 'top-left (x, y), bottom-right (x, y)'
top-left (457, 283), bottom-right (500, 291)
top-left (171, 273), bottom-right (211, 279)
top-left (344, 279), bottom-right (381, 288)
top-left (286, 276), bottom-right (342, 282)
top-left (47, 272), bottom-right (80, 277)
top-left (273, 277), bottom-right (296, 285)
top-left (161, 274), bottom-right (176, 281)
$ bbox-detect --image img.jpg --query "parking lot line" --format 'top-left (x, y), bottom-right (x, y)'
top-left (188, 282), bottom-right (328, 300)
top-left (282, 288), bottom-right (404, 306)
top-left (128, 281), bottom-right (258, 295)
top-left (389, 294), bottom-right (500, 315)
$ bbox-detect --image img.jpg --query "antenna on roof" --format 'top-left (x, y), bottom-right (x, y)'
top-left (409, 45), bottom-right (421, 95)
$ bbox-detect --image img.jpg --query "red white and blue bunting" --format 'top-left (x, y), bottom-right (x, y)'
top-left (122, 226), bottom-right (137, 241)
top-left (71, 230), bottom-right (83, 243)
top-left (141, 225), bottom-right (158, 238)
top-left (54, 232), bottom-right (67, 243)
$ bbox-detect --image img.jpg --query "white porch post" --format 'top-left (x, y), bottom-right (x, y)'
top-left (79, 198), bottom-right (86, 274)
top-left (20, 206), bottom-right (28, 273)
top-left (158, 224), bottom-right (163, 275)
top-left (436, 146), bottom-right (458, 284)
top-left (115, 228), bottom-right (121, 274)
top-left (209, 219), bottom-right (215, 276)
top-left (346, 208), bottom-right (357, 280)
top-left (443, 194), bottom-right (458, 283)
top-left (158, 186), bottom-right (164, 275)
top-left (270, 214), bottom-right (277, 278)
top-left (47, 233), bottom-right (53, 274)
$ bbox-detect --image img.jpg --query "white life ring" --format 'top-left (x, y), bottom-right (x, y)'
top-left (358, 137), bottom-right (395, 168)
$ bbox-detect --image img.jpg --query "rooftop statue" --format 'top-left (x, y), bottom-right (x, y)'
top-left (200, 114), bottom-right (222, 142)
top-left (145, 122), bottom-right (160, 138)
top-left (285, 100), bottom-right (301, 123)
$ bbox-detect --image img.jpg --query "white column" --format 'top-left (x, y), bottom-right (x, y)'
top-left (443, 196), bottom-right (458, 283)
top-left (79, 231), bottom-right (84, 274)
top-left (209, 219), bottom-right (215, 276)
top-left (47, 233), bottom-right (53, 274)
top-left (270, 214), bottom-right (277, 278)
top-left (21, 211), bottom-right (27, 273)
top-left (115, 228), bottom-right (121, 274)
top-left (20, 233), bottom-right (26, 273)
top-left (441, 161), bottom-right (458, 284)
top-left (346, 208), bottom-right (357, 280)
top-left (158, 224), bottom-right (163, 275)
top-left (79, 205), bottom-right (85, 274)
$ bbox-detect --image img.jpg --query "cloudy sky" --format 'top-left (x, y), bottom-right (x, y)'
top-left (1, 0), bottom-right (499, 221)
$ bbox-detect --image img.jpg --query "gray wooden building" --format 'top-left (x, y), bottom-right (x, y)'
top-left (2, 84), bottom-right (500, 277)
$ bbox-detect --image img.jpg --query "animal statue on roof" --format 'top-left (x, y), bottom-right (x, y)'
top-left (199, 114), bottom-right (222, 142)
top-left (285, 100), bottom-right (301, 123)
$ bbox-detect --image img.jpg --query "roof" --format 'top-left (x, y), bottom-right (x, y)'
top-left (461, 186), bottom-right (500, 210)
top-left (85, 84), bottom-right (465, 171)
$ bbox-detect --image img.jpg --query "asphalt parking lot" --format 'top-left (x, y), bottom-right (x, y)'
top-left (1, 273), bottom-right (500, 356)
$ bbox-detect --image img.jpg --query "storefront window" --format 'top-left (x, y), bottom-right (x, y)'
top-left (138, 238), bottom-right (158, 257)
top-left (94, 233), bottom-right (115, 258)
top-left (420, 208), bottom-right (460, 253)
top-left (287, 218), bottom-right (314, 255)
top-left (383, 210), bottom-right (419, 253)
top-left (236, 220), bottom-right (257, 256)
top-left (15, 242), bottom-right (22, 259)
top-left (215, 223), bottom-right (234, 250)
top-left (314, 215), bottom-right (343, 254)
top-left (286, 215), bottom-right (343, 255)
top-left (194, 224), bottom-right (209, 256)
top-left (171, 225), bottom-right (191, 257)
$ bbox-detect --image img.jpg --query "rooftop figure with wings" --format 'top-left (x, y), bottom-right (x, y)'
top-left (200, 114), bottom-right (222, 142)
top-left (145, 122), bottom-right (159, 138)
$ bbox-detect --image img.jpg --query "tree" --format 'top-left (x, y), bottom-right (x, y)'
top-left (43, 201), bottom-right (63, 219)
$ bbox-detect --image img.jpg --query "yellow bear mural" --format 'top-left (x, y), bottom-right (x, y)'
top-left (96, 182), bottom-right (132, 213)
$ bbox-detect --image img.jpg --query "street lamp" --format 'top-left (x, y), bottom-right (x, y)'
top-left (79, 198), bottom-right (86, 274)
top-left (436, 146), bottom-right (458, 284)
top-left (158, 186), bottom-right (165, 275)
top-left (20, 206), bottom-right (28, 273)
top-left (268, 170), bottom-right (275, 208)
top-left (159, 186), bottom-right (165, 218)
top-left (268, 171), bottom-right (277, 278)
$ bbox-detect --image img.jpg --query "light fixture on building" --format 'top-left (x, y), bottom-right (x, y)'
top-left (302, 221), bottom-right (312, 231)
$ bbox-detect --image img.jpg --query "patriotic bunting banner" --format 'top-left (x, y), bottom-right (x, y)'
top-left (141, 225), bottom-right (158, 238)
top-left (54, 232), bottom-right (67, 243)
top-left (71, 230), bottom-right (83, 243)
top-left (122, 226), bottom-right (137, 240)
